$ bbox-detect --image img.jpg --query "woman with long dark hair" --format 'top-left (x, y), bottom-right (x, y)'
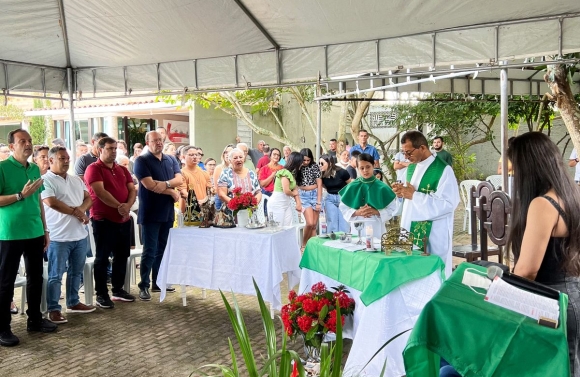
top-left (319, 154), bottom-right (351, 233)
top-left (268, 152), bottom-right (303, 226)
top-left (508, 132), bottom-right (580, 375)
top-left (299, 148), bottom-right (322, 249)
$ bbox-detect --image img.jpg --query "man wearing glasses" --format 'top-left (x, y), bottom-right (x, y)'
top-left (133, 131), bottom-right (182, 301)
top-left (392, 131), bottom-right (459, 278)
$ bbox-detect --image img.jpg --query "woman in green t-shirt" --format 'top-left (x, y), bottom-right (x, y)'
top-left (268, 152), bottom-right (303, 226)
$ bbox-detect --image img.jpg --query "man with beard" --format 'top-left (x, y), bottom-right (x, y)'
top-left (85, 137), bottom-right (137, 308)
top-left (431, 136), bottom-right (453, 166)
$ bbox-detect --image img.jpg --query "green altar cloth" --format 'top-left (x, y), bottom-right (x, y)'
top-left (299, 236), bottom-right (444, 306)
top-left (403, 263), bottom-right (570, 377)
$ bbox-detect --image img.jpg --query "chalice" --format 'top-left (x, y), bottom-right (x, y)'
top-left (354, 222), bottom-right (364, 245)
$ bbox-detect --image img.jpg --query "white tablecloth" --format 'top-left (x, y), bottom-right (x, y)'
top-left (300, 269), bottom-right (442, 377)
top-left (157, 226), bottom-right (302, 310)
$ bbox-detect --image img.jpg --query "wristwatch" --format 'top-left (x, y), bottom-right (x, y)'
top-left (165, 181), bottom-right (171, 188)
top-left (16, 192), bottom-right (23, 201)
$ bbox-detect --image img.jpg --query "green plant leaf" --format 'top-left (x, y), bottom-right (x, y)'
top-left (252, 279), bottom-right (278, 377)
top-left (318, 304), bottom-right (329, 323)
top-left (360, 328), bottom-right (412, 373)
top-left (331, 303), bottom-right (343, 377)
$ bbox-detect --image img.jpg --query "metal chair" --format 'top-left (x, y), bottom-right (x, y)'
top-left (459, 180), bottom-right (481, 233)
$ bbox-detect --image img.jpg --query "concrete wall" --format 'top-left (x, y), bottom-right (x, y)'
top-left (469, 118), bottom-right (575, 179)
top-left (189, 103), bottom-right (237, 163)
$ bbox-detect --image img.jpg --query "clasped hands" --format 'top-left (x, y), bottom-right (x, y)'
top-left (392, 182), bottom-right (415, 200)
top-left (71, 207), bottom-right (90, 225)
top-left (355, 204), bottom-right (379, 218)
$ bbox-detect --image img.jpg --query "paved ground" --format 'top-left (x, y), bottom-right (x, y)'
top-left (0, 204), bottom-right (503, 377)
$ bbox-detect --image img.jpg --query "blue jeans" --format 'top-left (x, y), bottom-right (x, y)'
top-left (139, 221), bottom-right (173, 289)
top-left (323, 194), bottom-right (350, 233)
top-left (47, 237), bottom-right (88, 312)
top-left (440, 359), bottom-right (462, 377)
top-left (299, 189), bottom-right (318, 209)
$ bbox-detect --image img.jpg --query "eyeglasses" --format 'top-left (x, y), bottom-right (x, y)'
top-left (403, 148), bottom-right (417, 157)
top-left (318, 162), bottom-right (325, 166)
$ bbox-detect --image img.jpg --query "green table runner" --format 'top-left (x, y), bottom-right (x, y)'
top-left (403, 263), bottom-right (570, 377)
top-left (299, 236), bottom-right (444, 306)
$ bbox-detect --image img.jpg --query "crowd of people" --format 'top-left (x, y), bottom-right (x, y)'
top-left (1, 125), bottom-right (579, 376)
top-left (0, 126), bottom-right (461, 347)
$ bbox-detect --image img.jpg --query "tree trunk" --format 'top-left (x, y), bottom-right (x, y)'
top-left (337, 102), bottom-right (349, 154)
top-left (544, 65), bottom-right (580, 153)
top-left (350, 91), bottom-right (375, 135)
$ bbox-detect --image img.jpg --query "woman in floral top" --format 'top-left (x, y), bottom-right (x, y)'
top-left (217, 148), bottom-right (262, 213)
top-left (299, 148), bottom-right (322, 249)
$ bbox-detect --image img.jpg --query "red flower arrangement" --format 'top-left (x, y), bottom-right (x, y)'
top-left (281, 282), bottom-right (355, 349)
top-left (227, 187), bottom-right (258, 216)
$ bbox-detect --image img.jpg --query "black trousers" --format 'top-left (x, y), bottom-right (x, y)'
top-left (91, 218), bottom-right (130, 298)
top-left (0, 236), bottom-right (44, 331)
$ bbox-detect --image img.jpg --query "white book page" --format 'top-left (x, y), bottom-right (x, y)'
top-left (485, 277), bottom-right (559, 323)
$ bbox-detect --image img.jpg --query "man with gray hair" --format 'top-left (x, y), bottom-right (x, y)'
top-left (248, 140), bottom-right (265, 166)
top-left (236, 142), bottom-right (256, 171)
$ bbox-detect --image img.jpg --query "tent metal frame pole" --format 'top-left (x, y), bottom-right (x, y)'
top-left (500, 62), bottom-right (508, 193)
top-left (57, 0), bottom-right (72, 67)
top-left (316, 74), bottom-right (322, 162)
top-left (67, 67), bottom-right (76, 161)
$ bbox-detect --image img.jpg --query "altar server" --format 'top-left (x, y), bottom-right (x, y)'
top-left (339, 153), bottom-right (397, 238)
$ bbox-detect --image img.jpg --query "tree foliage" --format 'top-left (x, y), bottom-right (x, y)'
top-left (158, 86), bottom-right (330, 151)
top-left (29, 99), bottom-right (52, 145)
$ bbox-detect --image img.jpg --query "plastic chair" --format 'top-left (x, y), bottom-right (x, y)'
top-left (15, 257), bottom-right (27, 315)
top-left (486, 175), bottom-right (503, 190)
top-left (83, 222), bottom-right (96, 306)
top-left (459, 180), bottom-right (481, 233)
top-left (124, 212), bottom-right (143, 293)
top-left (256, 195), bottom-right (268, 224)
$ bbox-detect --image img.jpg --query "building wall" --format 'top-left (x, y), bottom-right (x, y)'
top-left (469, 119), bottom-right (575, 179)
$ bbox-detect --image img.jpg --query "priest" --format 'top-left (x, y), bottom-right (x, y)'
top-left (339, 153), bottom-right (397, 238)
top-left (392, 131), bottom-right (459, 277)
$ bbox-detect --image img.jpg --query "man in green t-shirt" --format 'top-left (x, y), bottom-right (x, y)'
top-left (432, 136), bottom-right (453, 166)
top-left (0, 129), bottom-right (57, 347)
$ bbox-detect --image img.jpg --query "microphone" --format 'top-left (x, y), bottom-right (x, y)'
top-left (487, 266), bottom-right (560, 300)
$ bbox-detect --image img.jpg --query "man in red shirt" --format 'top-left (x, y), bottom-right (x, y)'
top-left (85, 137), bottom-right (137, 309)
top-left (256, 144), bottom-right (271, 172)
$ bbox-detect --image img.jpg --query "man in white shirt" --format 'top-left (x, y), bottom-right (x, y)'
top-left (43, 146), bottom-right (96, 324)
top-left (393, 150), bottom-right (410, 182)
top-left (569, 149), bottom-right (580, 184)
top-left (392, 131), bottom-right (460, 277)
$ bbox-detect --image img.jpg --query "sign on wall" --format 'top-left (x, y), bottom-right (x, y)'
top-left (163, 119), bottom-right (189, 144)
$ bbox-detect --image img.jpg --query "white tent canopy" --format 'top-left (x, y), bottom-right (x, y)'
top-left (1, 0), bottom-right (580, 97)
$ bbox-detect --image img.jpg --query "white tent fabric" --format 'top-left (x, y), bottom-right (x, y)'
top-left (1, 0), bottom-right (580, 94)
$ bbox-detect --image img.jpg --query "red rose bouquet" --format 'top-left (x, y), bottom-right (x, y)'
top-left (227, 187), bottom-right (258, 216)
top-left (281, 282), bottom-right (355, 351)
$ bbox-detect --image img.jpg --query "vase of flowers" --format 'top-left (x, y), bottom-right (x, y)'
top-left (281, 282), bottom-right (355, 362)
top-left (227, 187), bottom-right (258, 227)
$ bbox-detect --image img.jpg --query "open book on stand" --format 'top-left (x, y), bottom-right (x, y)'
top-left (485, 277), bottom-right (560, 328)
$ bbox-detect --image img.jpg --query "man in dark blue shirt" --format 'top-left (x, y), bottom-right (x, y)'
top-left (133, 131), bottom-right (182, 301)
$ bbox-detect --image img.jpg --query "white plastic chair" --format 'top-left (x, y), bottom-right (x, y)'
top-left (486, 175), bottom-right (503, 190)
top-left (124, 212), bottom-right (143, 293)
top-left (459, 180), bottom-right (481, 233)
top-left (15, 257), bottom-right (27, 315)
top-left (256, 195), bottom-right (268, 224)
top-left (83, 223), bottom-right (96, 306)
